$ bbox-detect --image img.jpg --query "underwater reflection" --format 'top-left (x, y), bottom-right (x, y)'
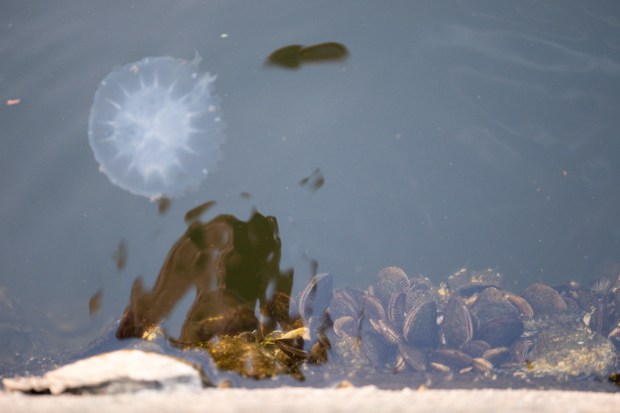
top-left (116, 210), bottom-right (294, 343)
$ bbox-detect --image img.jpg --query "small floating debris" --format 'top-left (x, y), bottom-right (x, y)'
top-left (299, 42), bottom-right (349, 63)
top-left (299, 168), bottom-right (325, 192)
top-left (184, 200), bottom-right (217, 223)
top-left (157, 196), bottom-right (172, 215)
top-left (6, 98), bottom-right (21, 106)
top-left (267, 42), bottom-right (349, 69)
top-left (112, 239), bottom-right (128, 271)
top-left (268, 45), bottom-right (303, 68)
top-left (88, 289), bottom-right (102, 318)
top-left (2, 350), bottom-right (205, 395)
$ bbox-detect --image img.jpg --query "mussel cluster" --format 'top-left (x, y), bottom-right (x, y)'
top-left (285, 267), bottom-right (620, 378)
top-left (146, 265), bottom-right (619, 383)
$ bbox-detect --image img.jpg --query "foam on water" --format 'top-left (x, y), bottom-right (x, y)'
top-left (88, 55), bottom-right (225, 198)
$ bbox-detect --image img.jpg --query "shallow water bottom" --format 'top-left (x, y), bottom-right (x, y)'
top-left (228, 367), bottom-right (620, 393)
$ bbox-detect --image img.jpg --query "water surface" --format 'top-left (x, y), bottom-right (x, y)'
top-left (0, 0), bottom-right (619, 376)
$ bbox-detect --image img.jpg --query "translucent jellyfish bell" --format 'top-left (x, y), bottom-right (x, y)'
top-left (88, 55), bottom-right (225, 198)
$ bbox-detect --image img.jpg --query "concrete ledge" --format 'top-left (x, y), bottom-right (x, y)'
top-left (1, 387), bottom-right (619, 413)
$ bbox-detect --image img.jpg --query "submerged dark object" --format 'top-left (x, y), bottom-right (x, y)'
top-left (299, 168), bottom-right (325, 192)
top-left (116, 211), bottom-right (293, 342)
top-left (267, 45), bottom-right (303, 69)
top-left (267, 42), bottom-right (349, 69)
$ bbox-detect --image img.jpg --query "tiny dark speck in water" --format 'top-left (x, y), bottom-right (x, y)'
top-left (88, 289), bottom-right (102, 318)
top-left (299, 168), bottom-right (325, 192)
top-left (157, 197), bottom-right (172, 215)
top-left (112, 240), bottom-right (127, 271)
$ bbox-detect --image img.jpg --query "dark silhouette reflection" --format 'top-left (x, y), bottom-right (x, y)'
top-left (116, 211), bottom-right (294, 343)
top-left (267, 42), bottom-right (349, 69)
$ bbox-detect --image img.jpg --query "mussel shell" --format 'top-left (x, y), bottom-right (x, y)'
top-left (333, 316), bottom-right (358, 337)
top-left (430, 349), bottom-right (473, 370)
top-left (503, 292), bottom-right (534, 320)
top-left (369, 318), bottom-right (401, 345)
top-left (469, 288), bottom-right (523, 348)
top-left (557, 282), bottom-right (599, 314)
top-left (408, 275), bottom-right (435, 292)
top-left (477, 315), bottom-right (523, 348)
top-left (441, 295), bottom-right (473, 348)
top-left (330, 287), bottom-right (362, 320)
top-left (298, 272), bottom-right (333, 325)
top-left (388, 291), bottom-right (407, 326)
top-left (305, 314), bottom-right (332, 344)
top-left (307, 337), bottom-right (330, 364)
top-left (371, 266), bottom-right (410, 306)
top-left (588, 300), bottom-right (605, 333)
top-left (430, 362), bottom-right (452, 373)
top-left (462, 340), bottom-right (491, 358)
top-left (360, 327), bottom-right (399, 369)
top-left (523, 283), bottom-right (567, 317)
top-left (405, 288), bottom-right (434, 313)
top-left (398, 342), bottom-right (427, 372)
top-left (403, 295), bottom-right (438, 348)
top-left (360, 293), bottom-right (386, 321)
top-left (275, 337), bottom-right (308, 360)
top-left (482, 346), bottom-right (510, 366)
top-left (472, 357), bottom-right (493, 372)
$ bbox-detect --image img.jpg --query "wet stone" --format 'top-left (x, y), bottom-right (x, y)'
top-left (526, 324), bottom-right (616, 378)
top-left (2, 350), bottom-right (205, 395)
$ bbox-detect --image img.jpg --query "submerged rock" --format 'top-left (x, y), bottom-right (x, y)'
top-left (525, 324), bottom-right (616, 378)
top-left (2, 350), bottom-right (205, 395)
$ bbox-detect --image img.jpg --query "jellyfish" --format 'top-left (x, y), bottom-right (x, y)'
top-left (88, 54), bottom-right (225, 198)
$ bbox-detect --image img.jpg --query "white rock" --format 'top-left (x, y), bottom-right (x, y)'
top-left (2, 350), bottom-right (203, 394)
